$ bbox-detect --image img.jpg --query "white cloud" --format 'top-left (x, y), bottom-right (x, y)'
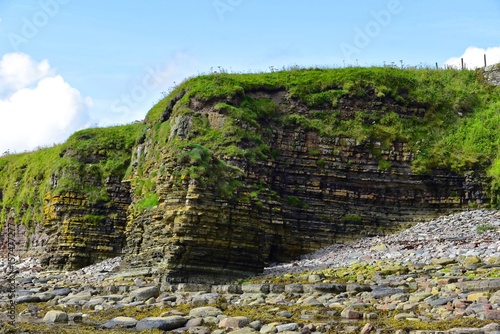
top-left (0, 52), bottom-right (52, 97)
top-left (445, 46), bottom-right (500, 69)
top-left (0, 53), bottom-right (91, 154)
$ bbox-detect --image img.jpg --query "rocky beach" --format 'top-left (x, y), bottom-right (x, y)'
top-left (1, 209), bottom-right (499, 333)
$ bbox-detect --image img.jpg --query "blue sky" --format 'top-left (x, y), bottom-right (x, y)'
top-left (0, 0), bottom-right (499, 153)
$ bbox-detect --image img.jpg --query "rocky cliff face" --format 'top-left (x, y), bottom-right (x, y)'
top-left (40, 178), bottom-right (131, 269)
top-left (484, 64), bottom-right (500, 86)
top-left (1, 68), bottom-right (496, 283)
top-left (0, 124), bottom-right (140, 270)
top-left (0, 181), bottom-right (131, 271)
top-left (122, 81), bottom-right (486, 283)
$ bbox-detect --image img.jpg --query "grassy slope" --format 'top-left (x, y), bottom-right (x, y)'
top-left (2, 66), bottom-right (500, 229)
top-left (144, 67), bottom-right (500, 204)
top-left (0, 123), bottom-right (143, 227)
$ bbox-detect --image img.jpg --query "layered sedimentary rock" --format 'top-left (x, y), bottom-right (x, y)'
top-left (484, 63), bottom-right (500, 86)
top-left (41, 177), bottom-right (131, 269)
top-left (0, 125), bottom-right (139, 270)
top-left (122, 89), bottom-right (485, 283)
top-left (1, 68), bottom-right (496, 282)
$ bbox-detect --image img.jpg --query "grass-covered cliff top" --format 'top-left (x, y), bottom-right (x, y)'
top-left (0, 123), bottom-right (143, 226)
top-left (144, 67), bottom-right (500, 202)
top-left (147, 66), bottom-right (489, 123)
top-left (2, 66), bottom-right (500, 227)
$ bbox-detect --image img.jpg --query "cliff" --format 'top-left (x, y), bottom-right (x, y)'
top-left (0, 124), bottom-right (142, 269)
top-left (1, 67), bottom-right (500, 283)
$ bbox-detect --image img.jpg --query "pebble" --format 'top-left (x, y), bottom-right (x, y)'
top-left (265, 209), bottom-right (500, 275)
top-left (0, 210), bottom-right (498, 333)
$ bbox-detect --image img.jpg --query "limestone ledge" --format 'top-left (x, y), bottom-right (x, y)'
top-left (122, 91), bottom-right (486, 283)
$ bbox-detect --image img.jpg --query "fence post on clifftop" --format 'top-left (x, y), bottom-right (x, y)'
top-left (484, 54), bottom-right (487, 68)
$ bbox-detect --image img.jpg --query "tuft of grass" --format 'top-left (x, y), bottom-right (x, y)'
top-left (476, 224), bottom-right (496, 234)
top-left (286, 196), bottom-right (308, 208)
top-left (341, 214), bottom-right (363, 223)
top-left (136, 193), bottom-right (159, 210)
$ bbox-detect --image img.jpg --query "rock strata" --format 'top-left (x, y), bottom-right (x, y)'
top-left (122, 86), bottom-right (486, 283)
top-left (0, 210), bottom-right (499, 333)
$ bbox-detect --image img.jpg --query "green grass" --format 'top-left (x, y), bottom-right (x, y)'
top-left (3, 65), bottom-right (500, 231)
top-left (0, 123), bottom-right (143, 228)
top-left (136, 193), bottom-right (159, 210)
top-left (286, 196), bottom-right (308, 208)
top-left (476, 224), bottom-right (496, 234)
top-left (142, 66), bottom-right (500, 205)
top-left (341, 214), bottom-right (363, 223)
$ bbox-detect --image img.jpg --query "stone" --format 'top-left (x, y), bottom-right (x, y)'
top-left (370, 244), bottom-right (387, 251)
top-left (408, 292), bottom-right (432, 303)
top-left (15, 295), bottom-right (41, 304)
top-left (346, 284), bottom-right (371, 293)
top-left (360, 323), bottom-right (374, 334)
top-left (364, 313), bottom-right (378, 320)
top-left (212, 285), bottom-right (243, 294)
top-left (219, 316), bottom-right (249, 329)
top-left (341, 308), bottom-right (361, 319)
top-left (230, 328), bottom-right (256, 334)
top-left (241, 284), bottom-right (270, 294)
top-left (186, 317), bottom-right (204, 328)
top-left (371, 286), bottom-right (404, 299)
top-left (467, 292), bottom-right (487, 302)
top-left (211, 330), bottom-right (226, 334)
top-left (189, 306), bottom-right (223, 318)
top-left (201, 316), bottom-right (219, 326)
top-left (260, 324), bottom-right (277, 334)
top-left (249, 320), bottom-right (262, 330)
top-left (189, 327), bottom-right (212, 334)
top-left (276, 323), bottom-right (299, 332)
top-left (36, 292), bottom-right (55, 302)
top-left (430, 257), bottom-right (456, 265)
top-left (482, 323), bottom-right (500, 331)
top-left (135, 316), bottom-right (187, 331)
top-left (486, 255), bottom-right (500, 265)
top-left (380, 265), bottom-right (408, 275)
top-left (308, 274), bottom-right (323, 283)
top-left (43, 310), bottom-right (68, 323)
top-left (102, 316), bottom-right (138, 329)
top-left (485, 310), bottom-right (500, 320)
top-left (394, 312), bottom-right (415, 320)
top-left (302, 296), bottom-right (323, 306)
top-left (269, 284), bottom-right (285, 293)
top-left (83, 297), bottom-right (105, 310)
top-left (344, 326), bottom-right (360, 333)
top-left (461, 255), bottom-right (482, 266)
top-left (68, 313), bottom-right (83, 323)
top-left (192, 293), bottom-right (220, 306)
top-left (177, 283), bottom-right (212, 292)
top-left (429, 297), bottom-right (454, 306)
top-left (307, 283), bottom-right (346, 293)
top-left (51, 287), bottom-right (72, 296)
top-left (284, 284), bottom-right (303, 294)
top-left (276, 310), bottom-right (293, 318)
top-left (130, 286), bottom-right (159, 301)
